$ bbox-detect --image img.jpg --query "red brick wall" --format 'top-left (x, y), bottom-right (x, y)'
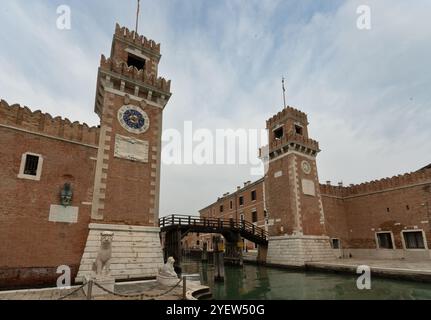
top-left (98, 94), bottom-right (162, 226)
top-left (0, 126), bottom-right (97, 288)
top-left (320, 169), bottom-right (431, 250)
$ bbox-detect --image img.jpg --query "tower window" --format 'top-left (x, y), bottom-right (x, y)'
top-left (220, 205), bottom-right (224, 213)
top-left (295, 125), bottom-right (303, 135)
top-left (274, 127), bottom-right (284, 140)
top-left (230, 200), bottom-right (233, 209)
top-left (239, 196), bottom-right (244, 206)
top-left (127, 54), bottom-right (146, 70)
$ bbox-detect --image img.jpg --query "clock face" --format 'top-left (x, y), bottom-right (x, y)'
top-left (118, 105), bottom-right (150, 134)
top-left (301, 160), bottom-right (312, 174)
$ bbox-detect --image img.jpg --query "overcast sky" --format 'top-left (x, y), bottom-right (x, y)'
top-left (0, 0), bottom-right (430, 217)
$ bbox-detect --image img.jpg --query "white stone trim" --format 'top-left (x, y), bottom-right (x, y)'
top-left (88, 223), bottom-right (161, 233)
top-left (269, 150), bottom-right (316, 164)
top-left (125, 47), bottom-right (151, 61)
top-left (17, 152), bottom-right (44, 181)
top-left (401, 229), bottom-right (428, 250)
top-left (269, 235), bottom-right (330, 241)
top-left (103, 87), bottom-right (164, 109)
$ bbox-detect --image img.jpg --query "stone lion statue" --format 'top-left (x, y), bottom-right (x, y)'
top-left (159, 257), bottom-right (177, 278)
top-left (92, 231), bottom-right (114, 276)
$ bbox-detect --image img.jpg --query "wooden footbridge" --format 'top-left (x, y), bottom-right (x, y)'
top-left (159, 215), bottom-right (269, 271)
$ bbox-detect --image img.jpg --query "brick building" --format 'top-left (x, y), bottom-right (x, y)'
top-left (0, 24), bottom-right (172, 288)
top-left (192, 107), bottom-right (431, 264)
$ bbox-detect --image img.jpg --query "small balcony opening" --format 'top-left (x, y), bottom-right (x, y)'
top-left (127, 54), bottom-right (146, 71)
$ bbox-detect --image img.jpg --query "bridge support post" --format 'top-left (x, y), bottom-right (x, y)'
top-left (213, 236), bottom-right (224, 282)
top-left (257, 244), bottom-right (268, 264)
top-left (201, 242), bottom-right (208, 262)
top-left (224, 232), bottom-right (243, 266)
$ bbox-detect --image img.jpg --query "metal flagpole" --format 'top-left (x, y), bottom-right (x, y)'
top-left (282, 76), bottom-right (287, 108)
top-left (135, 0), bottom-right (141, 34)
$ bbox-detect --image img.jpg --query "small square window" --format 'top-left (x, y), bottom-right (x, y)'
top-left (377, 232), bottom-right (393, 249)
top-left (251, 190), bottom-right (257, 201)
top-left (252, 211), bottom-right (258, 223)
top-left (331, 238), bottom-right (340, 249)
top-left (24, 155), bottom-right (39, 176)
top-left (18, 152), bottom-right (43, 181)
top-left (295, 125), bottom-right (303, 135)
top-left (403, 231), bottom-right (425, 249)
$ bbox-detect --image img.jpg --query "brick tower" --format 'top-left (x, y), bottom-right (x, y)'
top-left (262, 106), bottom-right (334, 266)
top-left (76, 24), bottom-right (172, 282)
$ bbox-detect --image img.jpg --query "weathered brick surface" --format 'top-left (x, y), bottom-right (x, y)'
top-left (0, 24), bottom-right (172, 288)
top-left (0, 126), bottom-right (97, 288)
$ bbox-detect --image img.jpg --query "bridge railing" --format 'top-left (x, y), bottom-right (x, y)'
top-left (159, 214), bottom-right (268, 240)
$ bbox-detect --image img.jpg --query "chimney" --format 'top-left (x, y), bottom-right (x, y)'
top-left (326, 181), bottom-right (331, 186)
top-left (338, 182), bottom-right (343, 187)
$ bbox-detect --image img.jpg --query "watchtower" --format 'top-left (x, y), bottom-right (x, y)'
top-left (263, 106), bottom-right (335, 266)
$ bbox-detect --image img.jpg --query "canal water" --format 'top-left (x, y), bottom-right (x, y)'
top-left (181, 258), bottom-right (431, 300)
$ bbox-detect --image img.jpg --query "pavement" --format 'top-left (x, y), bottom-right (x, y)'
top-left (0, 279), bottom-right (207, 301)
top-left (306, 259), bottom-right (431, 282)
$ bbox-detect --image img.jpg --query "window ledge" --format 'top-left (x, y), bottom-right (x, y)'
top-left (17, 173), bottom-right (41, 181)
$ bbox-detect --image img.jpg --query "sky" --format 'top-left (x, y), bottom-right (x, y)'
top-left (0, 0), bottom-right (430, 217)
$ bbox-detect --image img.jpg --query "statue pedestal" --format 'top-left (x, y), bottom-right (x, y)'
top-left (157, 274), bottom-right (179, 287)
top-left (83, 275), bottom-right (115, 297)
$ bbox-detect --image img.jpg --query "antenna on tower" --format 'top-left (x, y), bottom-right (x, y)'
top-left (282, 76), bottom-right (287, 108)
top-left (135, 0), bottom-right (141, 34)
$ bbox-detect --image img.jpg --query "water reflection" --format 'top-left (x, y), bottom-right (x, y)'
top-left (181, 258), bottom-right (431, 300)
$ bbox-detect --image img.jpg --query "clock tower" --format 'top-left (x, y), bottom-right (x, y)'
top-left (76, 24), bottom-right (171, 282)
top-left (262, 106), bottom-right (335, 266)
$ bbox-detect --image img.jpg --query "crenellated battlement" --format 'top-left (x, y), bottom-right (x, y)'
top-left (267, 106), bottom-right (308, 127)
top-left (270, 131), bottom-right (319, 151)
top-left (114, 24), bottom-right (161, 54)
top-left (0, 99), bottom-right (100, 146)
top-left (100, 55), bottom-right (171, 93)
top-left (320, 169), bottom-right (431, 198)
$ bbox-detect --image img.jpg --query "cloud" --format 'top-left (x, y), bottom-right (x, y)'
top-left (1, 0), bottom-right (430, 217)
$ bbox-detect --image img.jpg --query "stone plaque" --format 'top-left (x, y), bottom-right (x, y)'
top-left (49, 205), bottom-right (79, 223)
top-left (302, 179), bottom-right (316, 196)
top-left (114, 134), bottom-right (149, 163)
